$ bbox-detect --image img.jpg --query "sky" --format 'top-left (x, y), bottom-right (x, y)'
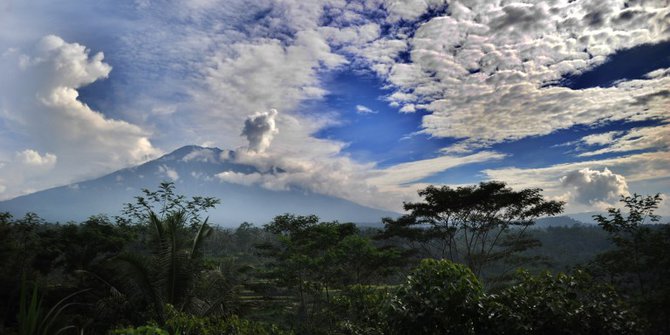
top-left (0, 0), bottom-right (668, 215)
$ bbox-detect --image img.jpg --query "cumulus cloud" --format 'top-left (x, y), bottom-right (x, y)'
top-left (560, 168), bottom-right (629, 208)
top-left (242, 109), bottom-right (279, 153)
top-left (0, 35), bottom-right (160, 199)
top-left (16, 149), bottom-right (57, 168)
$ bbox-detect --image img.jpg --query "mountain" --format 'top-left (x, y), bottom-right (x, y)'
top-left (0, 145), bottom-right (398, 226)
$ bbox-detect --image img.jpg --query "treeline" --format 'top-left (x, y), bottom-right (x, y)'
top-left (0, 182), bottom-right (668, 334)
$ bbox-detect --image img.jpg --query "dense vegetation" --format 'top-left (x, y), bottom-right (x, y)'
top-left (0, 181), bottom-right (667, 334)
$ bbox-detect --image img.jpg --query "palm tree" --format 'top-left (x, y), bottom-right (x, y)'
top-left (108, 210), bottom-right (214, 324)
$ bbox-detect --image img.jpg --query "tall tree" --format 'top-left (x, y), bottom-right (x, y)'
top-left (119, 181), bottom-right (219, 229)
top-left (593, 193), bottom-right (669, 334)
top-left (381, 181), bottom-right (564, 278)
top-left (258, 214), bottom-right (401, 334)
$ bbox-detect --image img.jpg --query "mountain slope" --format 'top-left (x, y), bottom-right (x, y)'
top-left (0, 145), bottom-right (398, 226)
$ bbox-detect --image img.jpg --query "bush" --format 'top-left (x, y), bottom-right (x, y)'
top-left (112, 305), bottom-right (293, 335)
top-left (481, 270), bottom-right (642, 335)
top-left (387, 259), bottom-right (484, 335)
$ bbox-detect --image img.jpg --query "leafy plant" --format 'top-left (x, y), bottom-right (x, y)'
top-left (112, 325), bottom-right (169, 335)
top-left (482, 270), bottom-right (642, 335)
top-left (387, 258), bottom-right (484, 335)
top-left (18, 278), bottom-right (88, 335)
top-left (119, 181), bottom-right (219, 228)
top-left (113, 305), bottom-right (293, 335)
top-left (592, 193), bottom-right (669, 334)
top-left (111, 210), bottom-right (216, 324)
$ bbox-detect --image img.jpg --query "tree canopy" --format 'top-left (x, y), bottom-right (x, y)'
top-left (381, 181), bottom-right (564, 278)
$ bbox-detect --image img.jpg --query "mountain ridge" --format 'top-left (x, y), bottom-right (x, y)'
top-left (0, 145), bottom-right (398, 226)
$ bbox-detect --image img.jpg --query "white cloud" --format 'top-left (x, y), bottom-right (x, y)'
top-left (196, 28), bottom-right (347, 146)
top-left (560, 168), bottom-right (629, 208)
top-left (0, 35), bottom-right (160, 199)
top-left (218, 147), bottom-right (505, 211)
top-left (483, 151), bottom-right (670, 213)
top-left (2, 0), bottom-right (668, 217)
top-left (580, 131), bottom-right (624, 146)
top-left (158, 164), bottom-right (179, 181)
top-left (353, 0), bottom-right (670, 151)
top-left (242, 109), bottom-right (279, 153)
top-left (16, 149), bottom-right (57, 168)
top-left (383, 0), bottom-right (446, 23)
top-left (219, 148), bottom-right (390, 207)
top-left (355, 105), bottom-right (377, 114)
top-left (368, 151), bottom-right (506, 188)
top-left (578, 124), bottom-right (670, 157)
top-left (182, 148), bottom-right (218, 163)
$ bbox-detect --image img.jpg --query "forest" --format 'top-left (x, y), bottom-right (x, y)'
top-left (0, 181), bottom-right (668, 335)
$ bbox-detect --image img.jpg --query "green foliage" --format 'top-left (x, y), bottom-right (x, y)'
top-left (482, 270), bottom-right (641, 335)
top-left (2, 184), bottom-right (662, 335)
top-left (387, 259), bottom-right (483, 335)
top-left (17, 278), bottom-right (87, 335)
top-left (595, 194), bottom-right (662, 234)
top-left (33, 215), bottom-right (131, 276)
top-left (381, 181), bottom-right (564, 278)
top-left (258, 214), bottom-right (402, 334)
top-left (113, 305), bottom-right (293, 335)
top-left (112, 325), bottom-right (169, 335)
top-left (262, 215), bottom-right (401, 289)
top-left (592, 194), bottom-right (670, 334)
top-left (329, 285), bottom-right (391, 335)
top-left (120, 181), bottom-right (219, 228)
top-left (376, 260), bottom-right (639, 335)
top-left (110, 210), bottom-right (217, 324)
top-left (17, 281), bottom-right (41, 335)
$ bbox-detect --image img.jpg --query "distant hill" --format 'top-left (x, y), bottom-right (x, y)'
top-left (565, 212), bottom-right (602, 225)
top-left (0, 145), bottom-right (398, 226)
top-left (533, 215), bottom-right (589, 229)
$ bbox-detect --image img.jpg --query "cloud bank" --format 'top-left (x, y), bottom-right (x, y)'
top-left (0, 35), bottom-right (159, 199)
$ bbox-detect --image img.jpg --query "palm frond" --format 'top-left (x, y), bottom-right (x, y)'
top-left (191, 217), bottom-right (212, 260)
top-left (111, 253), bottom-right (165, 322)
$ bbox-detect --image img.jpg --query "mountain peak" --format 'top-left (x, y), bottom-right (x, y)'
top-left (161, 145), bottom-right (220, 159)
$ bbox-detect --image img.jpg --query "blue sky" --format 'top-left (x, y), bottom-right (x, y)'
top-left (0, 0), bottom-right (668, 214)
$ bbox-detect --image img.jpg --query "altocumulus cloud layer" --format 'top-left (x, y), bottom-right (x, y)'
top-left (0, 0), bottom-right (669, 214)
